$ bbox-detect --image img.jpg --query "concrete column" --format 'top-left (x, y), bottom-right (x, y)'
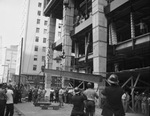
top-left (61, 0), bottom-right (74, 87)
top-left (92, 0), bottom-right (107, 106)
top-left (45, 16), bottom-right (56, 90)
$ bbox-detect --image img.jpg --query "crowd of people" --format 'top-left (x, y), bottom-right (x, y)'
top-left (121, 89), bottom-right (150, 115)
top-left (0, 83), bottom-right (22, 116)
top-left (1, 74), bottom-right (150, 116)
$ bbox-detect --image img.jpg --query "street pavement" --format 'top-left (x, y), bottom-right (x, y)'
top-left (14, 102), bottom-right (145, 116)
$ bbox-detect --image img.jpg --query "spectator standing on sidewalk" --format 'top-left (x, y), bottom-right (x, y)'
top-left (5, 85), bottom-right (14, 116)
top-left (28, 89), bottom-right (32, 102)
top-left (70, 87), bottom-right (87, 116)
top-left (0, 83), bottom-right (7, 116)
top-left (134, 91), bottom-right (141, 113)
top-left (101, 74), bottom-right (125, 116)
top-left (50, 88), bottom-right (54, 102)
top-left (122, 91), bottom-right (130, 112)
top-left (83, 82), bottom-right (98, 116)
top-left (59, 87), bottom-right (64, 107)
top-left (141, 92), bottom-right (147, 114)
top-left (147, 93), bottom-right (150, 116)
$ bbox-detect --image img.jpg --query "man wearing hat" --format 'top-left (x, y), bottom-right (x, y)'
top-left (70, 87), bottom-right (87, 116)
top-left (101, 74), bottom-right (125, 116)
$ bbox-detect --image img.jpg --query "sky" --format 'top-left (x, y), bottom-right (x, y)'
top-left (0, 0), bottom-right (23, 81)
top-left (0, 0), bottom-right (23, 47)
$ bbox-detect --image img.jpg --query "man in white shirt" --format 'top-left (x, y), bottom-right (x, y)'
top-left (5, 85), bottom-right (14, 116)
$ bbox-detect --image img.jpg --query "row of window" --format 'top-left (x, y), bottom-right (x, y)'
top-left (36, 28), bottom-right (47, 34)
top-left (35, 36), bottom-right (46, 43)
top-left (37, 19), bottom-right (48, 25)
top-left (33, 55), bottom-right (45, 71)
top-left (37, 2), bottom-right (42, 16)
top-left (29, 2), bottom-right (44, 72)
top-left (34, 46), bottom-right (46, 52)
top-left (33, 55), bottom-right (45, 62)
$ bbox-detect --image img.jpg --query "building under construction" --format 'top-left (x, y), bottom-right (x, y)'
top-left (43, 0), bottom-right (150, 106)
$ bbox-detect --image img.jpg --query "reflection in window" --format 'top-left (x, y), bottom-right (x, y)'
top-left (35, 36), bottom-right (39, 42)
top-left (34, 55), bottom-right (38, 61)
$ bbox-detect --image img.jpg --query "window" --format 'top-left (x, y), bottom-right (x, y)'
top-left (34, 46), bottom-right (38, 51)
top-left (42, 47), bottom-right (46, 52)
top-left (35, 36), bottom-right (39, 42)
top-left (37, 19), bottom-right (40, 24)
top-left (38, 2), bottom-right (42, 7)
top-left (36, 28), bottom-right (40, 33)
top-left (34, 55), bottom-right (38, 61)
top-left (33, 65), bottom-right (37, 71)
top-left (37, 11), bottom-right (41, 16)
top-left (44, 29), bottom-right (47, 34)
top-left (42, 56), bottom-right (45, 62)
top-left (58, 32), bottom-right (61, 37)
top-left (44, 21), bottom-right (48, 25)
top-left (43, 38), bottom-right (46, 43)
top-left (58, 23), bottom-right (62, 28)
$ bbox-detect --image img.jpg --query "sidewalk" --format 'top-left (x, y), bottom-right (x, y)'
top-left (14, 102), bottom-right (144, 116)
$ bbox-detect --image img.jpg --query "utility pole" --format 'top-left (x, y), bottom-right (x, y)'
top-left (43, 59), bottom-right (46, 89)
top-left (7, 68), bottom-right (9, 83)
top-left (18, 38), bottom-right (23, 88)
top-left (41, 59), bottom-right (46, 89)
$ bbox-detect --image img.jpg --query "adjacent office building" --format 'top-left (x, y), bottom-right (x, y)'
top-left (3, 45), bottom-right (18, 83)
top-left (15, 0), bottom-right (49, 87)
top-left (0, 36), bottom-right (2, 82)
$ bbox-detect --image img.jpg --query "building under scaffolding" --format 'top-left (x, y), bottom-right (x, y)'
top-left (43, 0), bottom-right (150, 111)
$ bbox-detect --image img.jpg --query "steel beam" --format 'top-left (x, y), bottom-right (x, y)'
top-left (45, 69), bottom-right (104, 83)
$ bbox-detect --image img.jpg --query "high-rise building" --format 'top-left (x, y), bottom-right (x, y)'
top-left (15, 0), bottom-right (49, 87)
top-left (0, 36), bottom-right (2, 82)
top-left (0, 36), bottom-right (2, 65)
top-left (2, 45), bottom-right (18, 83)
